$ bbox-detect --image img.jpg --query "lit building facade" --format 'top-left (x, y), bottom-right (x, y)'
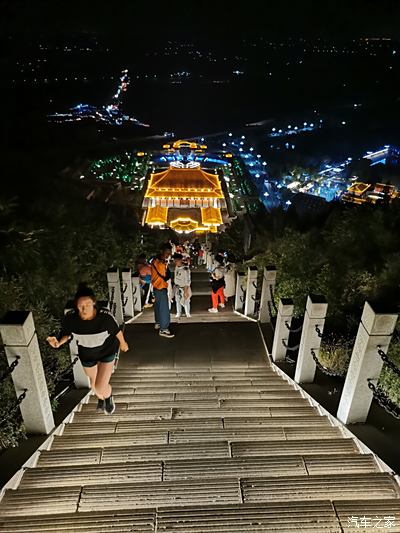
top-left (142, 141), bottom-right (228, 234)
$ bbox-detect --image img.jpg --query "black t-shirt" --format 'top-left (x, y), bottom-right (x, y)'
top-left (59, 309), bottom-right (121, 362)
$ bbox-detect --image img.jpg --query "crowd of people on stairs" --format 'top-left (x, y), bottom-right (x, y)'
top-left (46, 239), bottom-right (237, 415)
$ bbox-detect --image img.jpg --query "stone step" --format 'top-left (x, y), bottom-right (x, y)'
top-left (0, 509), bottom-right (155, 533)
top-left (53, 423), bottom-right (341, 450)
top-left (20, 454), bottom-right (378, 490)
top-left (19, 462), bottom-right (163, 488)
top-left (37, 448), bottom-right (103, 467)
top-left (39, 442), bottom-right (231, 467)
top-left (174, 390), bottom-right (298, 399)
top-left (112, 370), bottom-right (276, 377)
top-left (62, 422), bottom-right (118, 435)
top-left (335, 499), bottom-right (400, 532)
top-left (0, 486), bottom-right (81, 517)
top-left (111, 386), bottom-right (296, 396)
top-left (224, 414), bottom-right (331, 429)
top-left (109, 384), bottom-right (287, 394)
top-left (169, 426), bottom-right (343, 443)
top-left (75, 406), bottom-right (173, 421)
top-left (171, 407), bottom-right (316, 419)
top-left (125, 399), bottom-right (309, 410)
top-left (78, 478), bottom-right (242, 512)
top-left (231, 438), bottom-right (358, 457)
top-left (98, 399), bottom-right (309, 410)
top-left (110, 379), bottom-right (284, 387)
top-left (3, 500), bottom-right (400, 533)
top-left (241, 473), bottom-right (400, 503)
top-left (51, 431), bottom-right (168, 449)
top-left (114, 366), bottom-right (272, 372)
top-left (103, 442), bottom-right (232, 463)
top-left (90, 400), bottom-right (222, 410)
top-left (163, 454), bottom-right (378, 481)
top-left (38, 438), bottom-right (359, 469)
top-left (74, 407), bottom-right (318, 423)
top-left (155, 501), bottom-right (341, 532)
top-left (69, 418), bottom-right (224, 431)
top-left (2, 474), bottom-right (397, 517)
top-left (113, 415), bottom-right (326, 430)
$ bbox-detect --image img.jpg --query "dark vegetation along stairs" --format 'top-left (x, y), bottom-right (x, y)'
top-left (1, 320), bottom-right (400, 532)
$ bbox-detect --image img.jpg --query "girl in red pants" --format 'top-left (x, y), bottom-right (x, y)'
top-left (208, 254), bottom-right (226, 313)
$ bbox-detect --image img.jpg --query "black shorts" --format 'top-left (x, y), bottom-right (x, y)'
top-left (81, 353), bottom-right (116, 368)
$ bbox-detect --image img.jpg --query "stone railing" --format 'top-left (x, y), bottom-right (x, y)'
top-left (0, 268), bottom-right (140, 435)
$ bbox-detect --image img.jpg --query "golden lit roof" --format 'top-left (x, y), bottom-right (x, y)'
top-left (172, 140), bottom-right (198, 150)
top-left (201, 206), bottom-right (223, 226)
top-left (144, 167), bottom-right (224, 199)
top-left (145, 206), bottom-right (168, 225)
top-left (347, 182), bottom-right (371, 196)
top-left (170, 217), bottom-right (199, 232)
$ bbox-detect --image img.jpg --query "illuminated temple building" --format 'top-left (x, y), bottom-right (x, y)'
top-left (142, 141), bottom-right (229, 234)
top-left (341, 182), bottom-right (399, 205)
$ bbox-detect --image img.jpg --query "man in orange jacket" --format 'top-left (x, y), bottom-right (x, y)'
top-left (151, 243), bottom-right (175, 338)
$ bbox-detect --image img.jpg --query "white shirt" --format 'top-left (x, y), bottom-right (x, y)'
top-left (174, 265), bottom-right (191, 287)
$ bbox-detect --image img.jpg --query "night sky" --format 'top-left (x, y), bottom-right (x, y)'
top-left (2, 0), bottom-right (400, 41)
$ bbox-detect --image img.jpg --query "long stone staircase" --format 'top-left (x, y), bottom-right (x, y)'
top-left (1, 321), bottom-right (400, 532)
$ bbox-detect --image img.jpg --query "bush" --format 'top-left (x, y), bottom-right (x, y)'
top-left (378, 341), bottom-right (400, 406)
top-left (317, 336), bottom-right (352, 375)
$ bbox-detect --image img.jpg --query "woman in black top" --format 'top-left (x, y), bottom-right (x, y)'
top-left (46, 284), bottom-right (129, 414)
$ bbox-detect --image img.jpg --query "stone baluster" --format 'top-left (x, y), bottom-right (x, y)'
top-left (121, 269), bottom-right (134, 320)
top-left (337, 302), bottom-right (398, 424)
top-left (132, 277), bottom-right (142, 314)
top-left (294, 294), bottom-right (328, 384)
top-left (234, 271), bottom-right (246, 312)
top-left (258, 266), bottom-right (277, 323)
top-left (244, 267), bottom-right (258, 317)
top-left (0, 311), bottom-right (55, 434)
top-left (271, 298), bottom-right (295, 362)
top-left (107, 268), bottom-right (124, 325)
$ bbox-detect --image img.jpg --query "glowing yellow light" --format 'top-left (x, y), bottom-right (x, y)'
top-left (145, 206), bottom-right (168, 225)
top-left (137, 152), bottom-right (145, 156)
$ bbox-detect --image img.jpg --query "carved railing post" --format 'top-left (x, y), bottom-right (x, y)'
top-left (131, 276), bottom-right (142, 314)
top-left (294, 294), bottom-right (328, 384)
top-left (259, 266), bottom-right (277, 323)
top-left (234, 272), bottom-right (246, 312)
top-left (0, 311), bottom-right (55, 434)
top-left (271, 298), bottom-right (294, 362)
top-left (121, 269), bottom-right (134, 321)
top-left (337, 302), bottom-right (398, 424)
top-left (107, 268), bottom-right (124, 325)
top-left (244, 267), bottom-right (258, 317)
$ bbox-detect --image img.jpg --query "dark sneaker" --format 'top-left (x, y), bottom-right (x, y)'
top-left (96, 399), bottom-right (105, 413)
top-left (159, 329), bottom-right (175, 338)
top-left (104, 395), bottom-right (116, 415)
